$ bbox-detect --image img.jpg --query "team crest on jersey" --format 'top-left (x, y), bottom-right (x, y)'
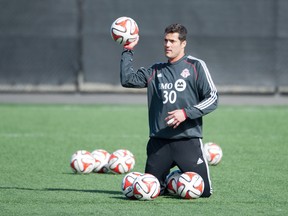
top-left (175, 79), bottom-right (186, 92)
top-left (181, 68), bottom-right (190, 78)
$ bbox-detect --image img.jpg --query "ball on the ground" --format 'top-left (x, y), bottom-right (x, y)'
top-left (177, 172), bottom-right (204, 199)
top-left (70, 150), bottom-right (96, 174)
top-left (165, 170), bottom-right (182, 195)
top-left (110, 16), bottom-right (139, 46)
top-left (99, 164), bottom-right (110, 173)
top-left (133, 173), bottom-right (160, 201)
top-left (108, 149), bottom-right (135, 174)
top-left (203, 142), bottom-right (223, 165)
top-left (91, 149), bottom-right (110, 173)
top-left (121, 171), bottom-right (142, 199)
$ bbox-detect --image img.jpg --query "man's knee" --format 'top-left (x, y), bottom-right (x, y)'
top-left (201, 189), bottom-right (213, 198)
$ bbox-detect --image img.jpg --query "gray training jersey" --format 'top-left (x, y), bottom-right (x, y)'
top-left (120, 49), bottom-right (218, 139)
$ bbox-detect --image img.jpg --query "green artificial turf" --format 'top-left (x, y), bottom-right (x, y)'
top-left (0, 104), bottom-right (287, 215)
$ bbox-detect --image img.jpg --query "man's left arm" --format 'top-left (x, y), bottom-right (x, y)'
top-left (185, 60), bottom-right (218, 119)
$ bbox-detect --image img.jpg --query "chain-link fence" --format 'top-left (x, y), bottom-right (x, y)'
top-left (0, 0), bottom-right (287, 94)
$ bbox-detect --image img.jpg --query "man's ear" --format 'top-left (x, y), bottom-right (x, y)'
top-left (181, 40), bottom-right (187, 48)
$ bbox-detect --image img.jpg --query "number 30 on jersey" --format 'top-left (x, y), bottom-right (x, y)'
top-left (163, 90), bottom-right (177, 104)
top-left (161, 79), bottom-right (186, 104)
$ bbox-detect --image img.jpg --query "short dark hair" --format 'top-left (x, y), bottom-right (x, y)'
top-left (164, 24), bottom-right (187, 42)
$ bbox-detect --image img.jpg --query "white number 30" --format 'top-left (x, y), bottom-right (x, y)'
top-left (163, 90), bottom-right (177, 104)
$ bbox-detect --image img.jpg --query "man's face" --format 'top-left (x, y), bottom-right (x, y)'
top-left (164, 32), bottom-right (186, 63)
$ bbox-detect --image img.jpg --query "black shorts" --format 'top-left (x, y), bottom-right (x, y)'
top-left (144, 137), bottom-right (212, 197)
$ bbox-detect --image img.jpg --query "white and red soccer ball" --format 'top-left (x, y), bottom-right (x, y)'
top-left (132, 173), bottom-right (160, 201)
top-left (121, 171), bottom-right (142, 199)
top-left (108, 149), bottom-right (135, 174)
top-left (203, 142), bottom-right (223, 165)
top-left (177, 172), bottom-right (205, 199)
top-left (91, 149), bottom-right (110, 173)
top-left (110, 16), bottom-right (139, 46)
top-left (165, 169), bottom-right (182, 195)
top-left (70, 150), bottom-right (96, 174)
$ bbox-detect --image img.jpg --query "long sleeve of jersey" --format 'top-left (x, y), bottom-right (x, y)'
top-left (120, 49), bottom-right (150, 88)
top-left (183, 59), bottom-right (218, 120)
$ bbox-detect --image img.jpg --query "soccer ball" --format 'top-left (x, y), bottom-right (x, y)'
top-left (133, 173), bottom-right (160, 201)
top-left (203, 142), bottom-right (223, 165)
top-left (70, 150), bottom-right (96, 174)
top-left (108, 149), bottom-right (135, 174)
top-left (99, 164), bottom-right (110, 173)
top-left (121, 171), bottom-right (142, 199)
top-left (110, 16), bottom-right (139, 46)
top-left (165, 170), bottom-right (182, 195)
top-left (91, 149), bottom-right (110, 173)
top-left (177, 172), bottom-right (204, 199)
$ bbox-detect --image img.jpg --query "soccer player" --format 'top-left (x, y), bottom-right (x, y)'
top-left (120, 23), bottom-right (218, 197)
